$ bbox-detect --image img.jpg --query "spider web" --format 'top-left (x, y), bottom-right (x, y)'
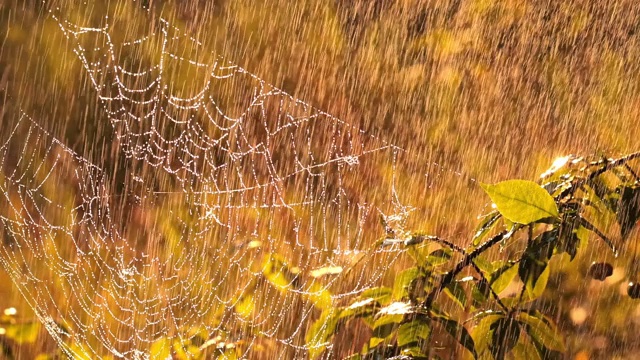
top-left (0, 10), bottom-right (413, 359)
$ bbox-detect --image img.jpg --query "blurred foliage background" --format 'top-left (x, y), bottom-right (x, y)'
top-left (1, 0), bottom-right (640, 358)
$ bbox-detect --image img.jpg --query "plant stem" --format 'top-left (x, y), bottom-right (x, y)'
top-left (559, 152), bottom-right (640, 200)
top-left (469, 261), bottom-right (509, 312)
top-left (422, 230), bottom-right (509, 309)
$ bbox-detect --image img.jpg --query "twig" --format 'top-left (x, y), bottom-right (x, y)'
top-left (422, 230), bottom-right (511, 309)
top-left (579, 217), bottom-right (618, 256)
top-left (469, 261), bottom-right (509, 312)
top-left (559, 152), bottom-right (640, 200)
top-left (624, 164), bottom-right (640, 183)
top-left (406, 234), bottom-right (467, 255)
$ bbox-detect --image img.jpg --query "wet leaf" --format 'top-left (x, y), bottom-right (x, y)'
top-left (360, 287), bottom-right (393, 306)
top-left (489, 317), bottom-right (520, 360)
top-left (617, 185), bottom-right (640, 239)
top-left (341, 298), bottom-right (377, 320)
top-left (371, 309), bottom-right (404, 347)
top-left (471, 276), bottom-right (493, 306)
top-left (519, 229), bottom-right (556, 297)
top-left (510, 333), bottom-right (543, 360)
top-left (517, 312), bottom-right (565, 352)
top-left (473, 257), bottom-right (495, 274)
top-left (473, 211), bottom-right (501, 246)
top-left (425, 248), bottom-right (453, 266)
top-left (540, 155), bottom-right (573, 180)
top-left (235, 294), bottom-right (254, 318)
top-left (397, 319), bottom-right (431, 347)
top-left (444, 281), bottom-right (468, 310)
top-left (5, 322), bottom-right (40, 344)
top-left (525, 266), bottom-right (550, 301)
top-left (310, 266), bottom-right (343, 278)
top-left (398, 346), bottom-right (429, 358)
top-left (481, 180), bottom-right (559, 224)
top-left (468, 310), bottom-right (506, 323)
top-left (579, 218), bottom-right (618, 255)
top-left (377, 302), bottom-right (414, 316)
top-left (262, 254), bottom-right (301, 290)
top-left (393, 267), bottom-right (422, 300)
top-left (305, 282), bottom-right (333, 310)
top-left (370, 327), bottom-right (396, 347)
top-left (490, 262), bottom-right (519, 294)
top-left (306, 309), bottom-right (340, 360)
top-left (430, 311), bottom-right (477, 358)
top-left (588, 177), bottom-right (616, 212)
top-left (556, 227), bottom-right (581, 260)
top-left (150, 337), bottom-right (171, 360)
top-left (471, 314), bottom-right (503, 357)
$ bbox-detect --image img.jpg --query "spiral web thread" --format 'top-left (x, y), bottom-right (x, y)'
top-left (0, 10), bottom-right (414, 359)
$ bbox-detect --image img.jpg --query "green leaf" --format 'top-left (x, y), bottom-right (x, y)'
top-left (490, 262), bottom-right (519, 295)
top-left (235, 294), bottom-right (254, 318)
top-left (510, 334), bottom-right (543, 360)
top-left (519, 229), bottom-right (557, 298)
top-left (426, 248), bottom-right (453, 266)
top-left (393, 268), bottom-right (421, 300)
top-left (305, 282), bottom-right (333, 310)
top-left (371, 314), bottom-right (401, 345)
top-left (444, 281), bottom-right (468, 310)
top-left (360, 287), bottom-right (393, 306)
top-left (306, 309), bottom-right (341, 359)
top-left (262, 254), bottom-right (301, 290)
top-left (579, 218), bottom-right (618, 255)
top-left (341, 298), bottom-right (377, 320)
top-left (517, 312), bottom-right (565, 352)
top-left (5, 322), bottom-right (40, 344)
top-left (526, 265), bottom-right (550, 301)
top-left (480, 180), bottom-right (559, 224)
top-left (617, 186), bottom-right (640, 239)
top-left (588, 176), bottom-right (616, 212)
top-left (150, 337), bottom-right (172, 360)
top-left (398, 346), bottom-right (429, 358)
top-left (397, 319), bottom-right (431, 347)
top-left (431, 311), bottom-right (477, 358)
top-left (473, 257), bottom-right (495, 273)
top-left (556, 224), bottom-right (581, 260)
top-left (489, 317), bottom-right (520, 360)
top-left (473, 211), bottom-right (501, 246)
top-left (370, 303), bottom-right (409, 347)
top-left (471, 314), bottom-right (503, 357)
top-left (468, 310), bottom-right (506, 323)
top-left (471, 277), bottom-right (492, 306)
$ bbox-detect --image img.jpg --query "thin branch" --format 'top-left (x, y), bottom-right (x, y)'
top-left (624, 164), bottom-right (640, 182)
top-left (469, 261), bottom-right (509, 312)
top-left (594, 152), bottom-right (640, 179)
top-left (579, 217), bottom-right (619, 256)
top-left (410, 234), bottom-right (467, 254)
top-left (422, 229), bottom-right (511, 309)
top-left (559, 152), bottom-right (640, 200)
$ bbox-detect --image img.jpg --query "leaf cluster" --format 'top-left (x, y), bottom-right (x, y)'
top-left (307, 153), bottom-right (640, 359)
